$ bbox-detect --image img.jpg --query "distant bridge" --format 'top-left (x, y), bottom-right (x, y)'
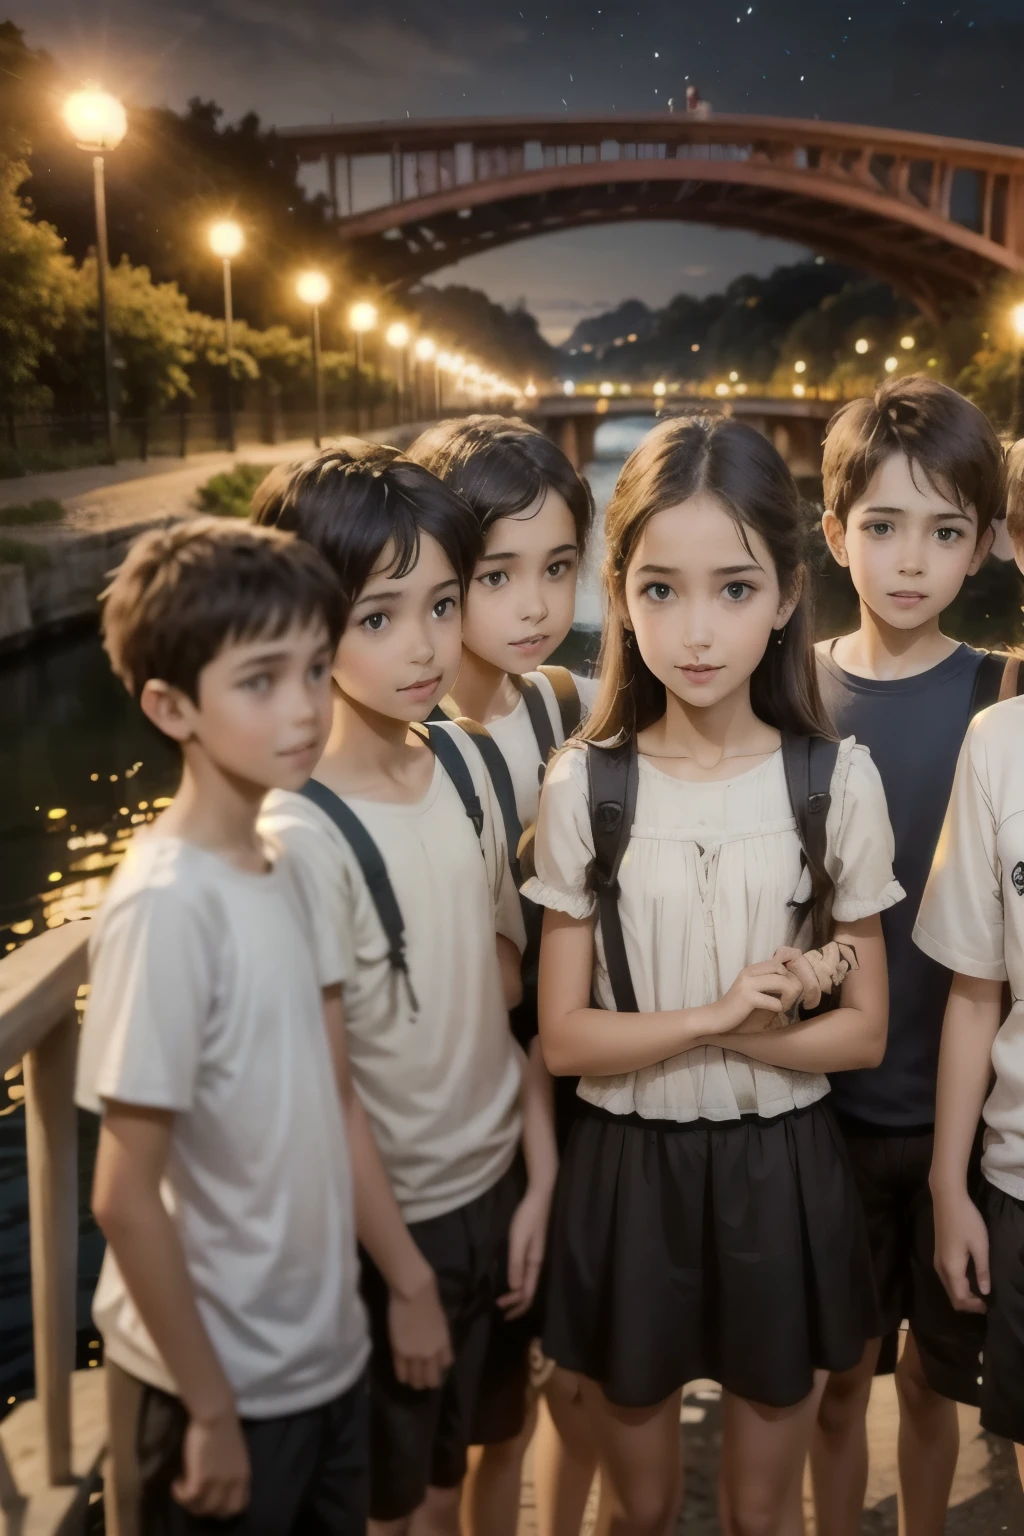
top-left (525, 393), bottom-right (835, 476)
top-left (279, 113), bottom-right (1024, 319)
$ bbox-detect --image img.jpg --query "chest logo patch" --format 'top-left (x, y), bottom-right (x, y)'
top-left (1013, 861), bottom-right (1024, 896)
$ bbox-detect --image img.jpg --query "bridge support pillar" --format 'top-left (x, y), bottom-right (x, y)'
top-left (549, 414), bottom-right (597, 470)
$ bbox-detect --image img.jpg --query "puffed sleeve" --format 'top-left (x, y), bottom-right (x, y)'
top-left (913, 717), bottom-right (1006, 981)
top-left (520, 745), bottom-right (597, 921)
top-left (826, 738), bottom-right (905, 923)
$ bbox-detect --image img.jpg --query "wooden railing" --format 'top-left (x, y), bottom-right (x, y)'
top-left (0, 921), bottom-right (92, 1521)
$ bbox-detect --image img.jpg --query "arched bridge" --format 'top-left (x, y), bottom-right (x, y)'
top-left (279, 113), bottom-right (1024, 317)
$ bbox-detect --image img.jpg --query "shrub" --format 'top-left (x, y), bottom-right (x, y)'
top-left (195, 463), bottom-right (269, 519)
top-left (0, 536), bottom-right (50, 568)
top-left (0, 497), bottom-right (64, 527)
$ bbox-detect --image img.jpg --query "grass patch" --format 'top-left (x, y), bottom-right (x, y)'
top-left (196, 464), bottom-right (269, 519)
top-left (0, 536), bottom-right (51, 570)
top-left (0, 443), bottom-right (112, 478)
top-left (0, 498), bottom-right (64, 527)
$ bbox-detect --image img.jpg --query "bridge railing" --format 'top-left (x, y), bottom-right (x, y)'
top-left (0, 922), bottom-right (91, 1513)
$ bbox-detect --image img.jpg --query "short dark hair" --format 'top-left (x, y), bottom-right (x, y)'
top-left (823, 375), bottom-right (1006, 536)
top-left (407, 414), bottom-right (595, 559)
top-left (250, 438), bottom-right (480, 620)
top-left (1007, 439), bottom-right (1024, 547)
top-left (102, 516), bottom-right (345, 701)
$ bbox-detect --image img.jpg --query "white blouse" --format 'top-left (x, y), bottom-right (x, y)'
top-left (523, 737), bottom-right (903, 1123)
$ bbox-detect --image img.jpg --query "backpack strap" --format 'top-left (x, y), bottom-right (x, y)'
top-left (515, 674), bottom-right (558, 765)
top-left (538, 665), bottom-right (583, 740)
top-left (414, 722), bottom-right (485, 839)
top-left (781, 733), bottom-right (840, 952)
top-left (444, 717), bottom-right (524, 886)
top-left (426, 698), bottom-right (460, 723)
top-left (300, 779), bottom-right (419, 1015)
top-left (1000, 654), bottom-right (1024, 702)
top-left (585, 738), bottom-right (640, 1013)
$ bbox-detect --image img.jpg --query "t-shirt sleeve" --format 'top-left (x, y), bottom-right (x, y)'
top-left (75, 889), bottom-right (214, 1116)
top-left (259, 800), bottom-right (354, 989)
top-left (913, 720), bottom-right (1006, 981)
top-left (826, 739), bottom-right (906, 923)
top-left (521, 746), bottom-right (596, 921)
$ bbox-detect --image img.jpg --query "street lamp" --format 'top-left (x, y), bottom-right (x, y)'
top-left (563, 380), bottom-right (576, 396)
top-left (209, 221), bottom-right (244, 452)
top-left (63, 88), bottom-right (127, 463)
top-left (296, 271), bottom-right (330, 448)
top-left (794, 359), bottom-right (807, 374)
top-left (884, 356), bottom-right (899, 374)
top-left (415, 336), bottom-right (438, 417)
top-left (1011, 303), bottom-right (1024, 436)
top-left (349, 301), bottom-right (377, 430)
top-left (854, 337), bottom-right (870, 355)
top-left (653, 381), bottom-right (667, 397)
top-left (900, 335), bottom-right (916, 351)
top-left (385, 321), bottom-right (411, 421)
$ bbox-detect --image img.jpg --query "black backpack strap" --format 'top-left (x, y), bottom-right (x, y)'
top-left (416, 722), bottom-right (485, 839)
top-left (426, 696), bottom-right (460, 724)
top-left (970, 653), bottom-right (1007, 717)
top-left (300, 779), bottom-right (419, 1015)
top-left (446, 717), bottom-right (524, 886)
top-left (538, 665), bottom-right (583, 740)
top-left (781, 733), bottom-right (840, 952)
top-left (515, 674), bottom-right (558, 765)
top-left (585, 738), bottom-right (640, 1013)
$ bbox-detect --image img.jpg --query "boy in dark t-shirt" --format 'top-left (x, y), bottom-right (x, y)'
top-left (811, 376), bottom-right (1006, 1536)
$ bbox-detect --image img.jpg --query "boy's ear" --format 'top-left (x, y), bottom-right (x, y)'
top-left (967, 523), bottom-right (996, 577)
top-left (139, 679), bottom-right (197, 743)
top-left (821, 509), bottom-right (849, 567)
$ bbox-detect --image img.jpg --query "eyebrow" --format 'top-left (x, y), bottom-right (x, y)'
top-left (860, 504), bottom-right (974, 522)
top-left (635, 561), bottom-right (763, 578)
top-left (232, 647), bottom-right (295, 669)
top-left (352, 576), bottom-right (460, 609)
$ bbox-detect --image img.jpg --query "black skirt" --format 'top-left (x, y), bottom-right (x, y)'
top-left (542, 1097), bottom-right (880, 1410)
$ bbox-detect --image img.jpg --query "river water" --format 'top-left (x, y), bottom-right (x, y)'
top-left (1, 419), bottom-right (1022, 1408)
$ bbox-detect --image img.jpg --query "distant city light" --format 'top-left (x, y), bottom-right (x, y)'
top-left (884, 356), bottom-right (898, 373)
top-left (691, 343), bottom-right (700, 352)
top-left (563, 380), bottom-right (576, 395)
top-left (715, 382), bottom-right (730, 397)
top-left (794, 359), bottom-right (807, 374)
top-left (854, 337), bottom-right (870, 355)
top-left (653, 381), bottom-right (667, 396)
top-left (900, 334), bottom-right (916, 350)
top-left (729, 370), bottom-right (740, 382)
top-left (599, 381), bottom-right (615, 396)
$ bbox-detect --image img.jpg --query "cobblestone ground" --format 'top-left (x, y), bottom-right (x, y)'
top-left (517, 1378), bottom-right (1024, 1533)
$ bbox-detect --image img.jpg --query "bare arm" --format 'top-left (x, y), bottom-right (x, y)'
top-left (322, 986), bottom-right (452, 1388)
top-left (696, 916), bottom-right (889, 1074)
top-left (92, 1105), bottom-right (249, 1518)
top-left (930, 973), bottom-right (1002, 1313)
top-left (537, 908), bottom-right (801, 1077)
top-left (501, 1036), bottom-right (560, 1319)
top-left (497, 933), bottom-right (524, 1012)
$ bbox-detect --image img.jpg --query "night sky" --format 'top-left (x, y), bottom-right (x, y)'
top-left (17, 1), bottom-right (1024, 340)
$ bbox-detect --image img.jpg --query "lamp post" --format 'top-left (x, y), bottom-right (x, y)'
top-left (209, 221), bottom-right (244, 452)
top-left (349, 301), bottom-right (378, 432)
top-left (297, 271), bottom-right (330, 447)
top-left (63, 88), bottom-right (127, 463)
top-left (385, 321), bottom-right (411, 423)
top-left (415, 336), bottom-right (438, 418)
top-left (1012, 303), bottom-right (1024, 438)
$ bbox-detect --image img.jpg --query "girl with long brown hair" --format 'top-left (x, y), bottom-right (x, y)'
top-left (523, 415), bottom-right (902, 1534)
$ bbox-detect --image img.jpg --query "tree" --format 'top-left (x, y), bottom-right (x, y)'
top-left (0, 152), bottom-right (76, 422)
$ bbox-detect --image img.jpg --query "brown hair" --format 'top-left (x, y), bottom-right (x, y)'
top-left (823, 375), bottom-right (1006, 535)
top-left (584, 413), bottom-right (835, 745)
top-left (408, 414), bottom-right (595, 559)
top-left (102, 516), bottom-right (345, 701)
top-left (250, 438), bottom-right (480, 623)
top-left (1006, 439), bottom-right (1024, 548)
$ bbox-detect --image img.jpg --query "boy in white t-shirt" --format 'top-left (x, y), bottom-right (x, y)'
top-left (253, 442), bottom-right (556, 1536)
top-left (916, 444), bottom-right (1024, 1487)
top-left (78, 519), bottom-right (452, 1534)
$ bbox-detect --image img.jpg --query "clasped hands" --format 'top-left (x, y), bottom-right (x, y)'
top-left (713, 941), bottom-right (859, 1037)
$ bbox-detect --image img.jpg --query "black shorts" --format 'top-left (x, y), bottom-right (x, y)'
top-left (841, 1123), bottom-right (985, 1405)
top-left (361, 1159), bottom-right (530, 1521)
top-left (543, 1099), bottom-right (879, 1410)
top-left (980, 1180), bottom-right (1024, 1445)
top-left (136, 1371), bottom-right (369, 1535)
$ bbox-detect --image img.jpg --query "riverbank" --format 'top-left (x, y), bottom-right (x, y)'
top-left (0, 424), bottom-right (432, 653)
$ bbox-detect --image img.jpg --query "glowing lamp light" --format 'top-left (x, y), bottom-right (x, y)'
top-left (620, 384), bottom-right (632, 395)
top-left (900, 334), bottom-right (916, 350)
top-left (563, 380), bottom-right (576, 396)
top-left (794, 359), bottom-right (807, 374)
top-left (653, 381), bottom-right (667, 397)
top-left (691, 343), bottom-right (700, 353)
top-left (209, 220), bottom-right (243, 259)
top-left (728, 370), bottom-right (740, 383)
top-left (296, 271), bottom-right (329, 306)
top-left (350, 301), bottom-right (378, 334)
top-left (63, 88), bottom-right (127, 152)
top-left (735, 382), bottom-right (748, 395)
top-left (1012, 303), bottom-right (1024, 341)
top-left (793, 383), bottom-right (807, 398)
top-left (437, 350), bottom-right (454, 371)
top-left (386, 321), bottom-right (410, 349)
top-left (524, 380), bottom-right (538, 398)
top-left (885, 355), bottom-right (899, 374)
top-left (854, 337), bottom-right (870, 355)
top-left (414, 336), bottom-right (436, 361)
top-left (599, 381), bottom-right (615, 396)
top-left (715, 382), bottom-right (731, 397)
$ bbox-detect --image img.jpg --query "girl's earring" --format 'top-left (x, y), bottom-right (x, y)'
top-left (776, 625), bottom-right (787, 646)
